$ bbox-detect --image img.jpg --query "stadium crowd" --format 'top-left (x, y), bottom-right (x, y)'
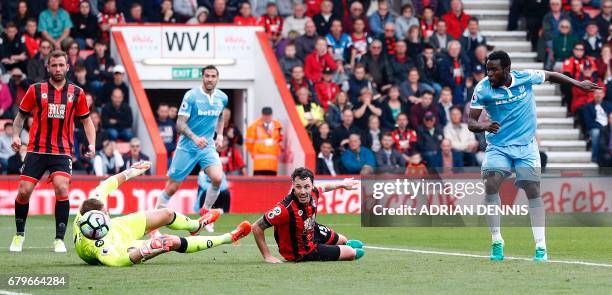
top-left (0, 0), bottom-right (610, 176)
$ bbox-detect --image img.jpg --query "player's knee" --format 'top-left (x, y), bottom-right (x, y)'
top-left (522, 182), bottom-right (540, 199)
top-left (160, 208), bottom-right (175, 222)
top-left (54, 184), bottom-right (70, 197)
top-left (337, 234), bottom-right (348, 245)
top-left (17, 183), bottom-right (34, 201)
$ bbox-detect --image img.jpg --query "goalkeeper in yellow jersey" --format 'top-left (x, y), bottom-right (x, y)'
top-left (73, 161), bottom-right (252, 266)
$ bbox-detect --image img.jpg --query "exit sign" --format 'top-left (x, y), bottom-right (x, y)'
top-left (172, 67), bottom-right (201, 80)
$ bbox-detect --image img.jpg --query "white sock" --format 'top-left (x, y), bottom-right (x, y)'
top-left (203, 185), bottom-right (220, 210)
top-left (484, 193), bottom-right (503, 242)
top-left (528, 198), bottom-right (546, 248)
top-left (156, 191), bottom-right (172, 209)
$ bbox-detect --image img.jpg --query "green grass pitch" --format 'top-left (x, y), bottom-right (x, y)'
top-left (1, 214), bottom-right (611, 294)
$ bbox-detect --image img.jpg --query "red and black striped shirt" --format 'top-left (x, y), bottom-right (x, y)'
top-left (19, 81), bottom-right (90, 156)
top-left (263, 188), bottom-right (321, 261)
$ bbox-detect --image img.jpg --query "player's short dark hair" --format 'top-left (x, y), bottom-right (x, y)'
top-left (80, 198), bottom-right (104, 215)
top-left (291, 167), bottom-right (315, 184)
top-left (487, 50), bottom-right (511, 69)
top-left (49, 50), bottom-right (68, 62)
top-left (202, 65), bottom-right (219, 76)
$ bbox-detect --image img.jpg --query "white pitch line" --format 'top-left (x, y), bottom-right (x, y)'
top-left (365, 245), bottom-right (612, 268)
top-left (0, 290), bottom-right (32, 295)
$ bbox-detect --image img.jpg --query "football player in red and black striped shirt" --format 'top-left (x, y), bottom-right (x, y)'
top-left (9, 50), bottom-right (96, 253)
top-left (252, 167), bottom-right (365, 263)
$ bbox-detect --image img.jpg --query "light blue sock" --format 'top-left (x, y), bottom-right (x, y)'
top-left (528, 198), bottom-right (546, 248)
top-left (484, 193), bottom-right (502, 241)
top-left (156, 191), bottom-right (173, 209)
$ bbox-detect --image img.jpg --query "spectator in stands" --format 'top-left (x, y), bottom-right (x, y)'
top-left (65, 41), bottom-right (84, 81)
top-left (520, 0), bottom-right (550, 52)
top-left (353, 88), bottom-right (382, 130)
top-left (369, 0), bottom-right (394, 36)
top-left (312, 121), bottom-right (332, 153)
top-left (7, 144), bottom-right (26, 175)
top-left (312, 0), bottom-right (338, 37)
top-left (410, 90), bottom-right (438, 129)
top-left (72, 64), bottom-right (90, 95)
top-left (597, 45), bottom-right (612, 87)
top-left (222, 107), bottom-right (243, 147)
top-left (85, 40), bottom-right (115, 92)
top-left (553, 19), bottom-right (579, 65)
top-left (333, 57), bottom-right (350, 85)
top-left (259, 2), bottom-right (283, 44)
top-left (0, 79), bottom-right (13, 119)
top-left (126, 2), bottom-right (148, 24)
top-left (440, 138), bottom-right (463, 172)
top-left (246, 107), bottom-right (284, 176)
top-left (93, 140), bottom-right (124, 176)
top-left (12, 0), bottom-right (33, 31)
top-left (583, 88), bottom-right (611, 162)
top-left (98, 0), bottom-right (125, 44)
top-left (99, 65), bottom-right (128, 108)
top-left (159, 0), bottom-right (178, 23)
top-left (417, 44), bottom-right (441, 95)
top-left (459, 18), bottom-right (488, 64)
top-left (598, 112), bottom-right (612, 167)
top-left (279, 43), bottom-right (303, 81)
top-left (437, 86), bottom-right (454, 125)
top-left (78, 111), bottom-right (108, 166)
top-left (187, 6), bottom-right (209, 24)
top-left (295, 20), bottom-right (318, 60)
top-left (362, 115), bottom-right (383, 153)
top-left (168, 105), bottom-right (178, 121)
top-left (173, 0), bottom-right (198, 22)
top-left (316, 140), bottom-right (341, 175)
top-left (156, 103), bottom-right (177, 162)
top-left (234, 2), bottom-right (256, 25)
top-left (343, 1), bottom-right (368, 34)
top-left (413, 1), bottom-right (439, 16)
top-left (26, 39), bottom-right (51, 83)
top-left (376, 131), bottom-right (406, 174)
top-left (596, 0), bottom-right (612, 40)
top-left (400, 68), bottom-right (433, 106)
top-left (405, 25), bottom-right (424, 62)
top-left (296, 87), bottom-right (324, 129)
top-left (540, 0), bottom-right (569, 66)
top-left (388, 40), bottom-right (412, 85)
top-left (439, 40), bottom-right (470, 105)
top-left (429, 19), bottom-right (453, 52)
top-left (584, 22), bottom-right (604, 58)
top-left (0, 122), bottom-right (15, 173)
top-left (217, 136), bottom-right (247, 175)
top-left (377, 22), bottom-right (397, 57)
top-left (342, 63), bottom-right (374, 105)
top-left (569, 0), bottom-right (591, 39)
top-left (121, 138), bottom-right (151, 174)
top-left (0, 22), bottom-right (27, 72)
top-left (304, 0), bottom-right (323, 17)
top-left (304, 37), bottom-right (337, 83)
top-left (563, 43), bottom-right (598, 114)
top-left (416, 111), bottom-right (444, 169)
top-left (349, 18), bottom-right (371, 66)
top-left (380, 86), bottom-right (406, 129)
top-left (442, 0), bottom-right (470, 40)
top-left (391, 113), bottom-right (417, 161)
top-left (22, 18), bottom-right (41, 58)
top-left (419, 6), bottom-right (437, 42)
top-left (395, 3), bottom-right (419, 40)
top-left (326, 91), bottom-right (352, 130)
top-left (315, 67), bottom-right (340, 110)
top-left (71, 0), bottom-right (98, 50)
top-left (8, 68), bottom-right (29, 114)
top-left (207, 0), bottom-right (233, 23)
top-left (39, 0), bottom-right (73, 51)
top-left (326, 19), bottom-right (351, 62)
top-left (288, 65), bottom-right (319, 104)
top-left (102, 88), bottom-right (133, 141)
top-left (341, 133), bottom-right (376, 175)
top-left (444, 106), bottom-right (478, 166)
top-left (361, 40), bottom-right (393, 92)
top-left (331, 108), bottom-right (360, 150)
top-left (282, 3), bottom-right (309, 37)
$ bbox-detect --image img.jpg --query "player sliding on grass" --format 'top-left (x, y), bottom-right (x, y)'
top-left (468, 50), bottom-right (601, 262)
top-left (74, 161), bottom-right (251, 266)
top-left (252, 167), bottom-right (364, 263)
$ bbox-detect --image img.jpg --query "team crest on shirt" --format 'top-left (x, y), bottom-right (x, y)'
top-left (303, 215), bottom-right (315, 233)
top-left (48, 103), bottom-right (66, 119)
top-left (267, 206), bottom-right (282, 219)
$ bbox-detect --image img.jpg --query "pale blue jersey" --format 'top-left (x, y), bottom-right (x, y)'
top-left (176, 87), bottom-right (228, 152)
top-left (471, 70), bottom-right (546, 147)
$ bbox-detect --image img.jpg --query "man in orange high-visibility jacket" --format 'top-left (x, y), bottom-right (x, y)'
top-left (246, 107), bottom-right (284, 175)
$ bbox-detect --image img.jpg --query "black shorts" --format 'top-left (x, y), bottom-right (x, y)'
top-left (20, 152), bottom-right (72, 184)
top-left (313, 223), bottom-right (339, 245)
top-left (301, 244), bottom-right (341, 262)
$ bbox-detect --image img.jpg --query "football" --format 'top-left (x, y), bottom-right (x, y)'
top-left (78, 210), bottom-right (111, 240)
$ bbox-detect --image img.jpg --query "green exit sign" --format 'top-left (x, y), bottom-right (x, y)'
top-left (172, 67), bottom-right (202, 80)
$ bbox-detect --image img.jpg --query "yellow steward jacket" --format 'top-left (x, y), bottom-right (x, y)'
top-left (245, 118), bottom-right (283, 172)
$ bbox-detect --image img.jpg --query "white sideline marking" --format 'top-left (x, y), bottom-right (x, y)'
top-left (0, 290), bottom-right (32, 295)
top-left (365, 245), bottom-right (612, 268)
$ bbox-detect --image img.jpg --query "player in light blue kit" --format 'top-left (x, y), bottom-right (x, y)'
top-left (155, 65), bottom-right (228, 232)
top-left (468, 51), bottom-right (600, 262)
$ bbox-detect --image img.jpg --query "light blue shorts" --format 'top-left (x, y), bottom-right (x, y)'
top-left (167, 147), bottom-right (221, 182)
top-left (481, 139), bottom-right (541, 184)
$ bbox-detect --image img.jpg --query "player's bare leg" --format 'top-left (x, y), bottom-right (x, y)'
top-left (51, 174), bottom-right (71, 253)
top-left (10, 180), bottom-right (36, 252)
top-left (483, 171), bottom-right (505, 261)
top-left (199, 164), bottom-right (224, 232)
top-left (338, 245), bottom-right (365, 261)
top-left (156, 179), bottom-right (181, 209)
top-left (128, 221), bottom-right (252, 264)
top-left (143, 208), bottom-right (220, 236)
top-left (522, 180), bottom-right (547, 261)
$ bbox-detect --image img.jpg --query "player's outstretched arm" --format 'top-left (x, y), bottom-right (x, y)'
top-left (252, 217), bottom-right (282, 263)
top-left (319, 178), bottom-right (360, 192)
top-left (544, 71), bottom-right (602, 91)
